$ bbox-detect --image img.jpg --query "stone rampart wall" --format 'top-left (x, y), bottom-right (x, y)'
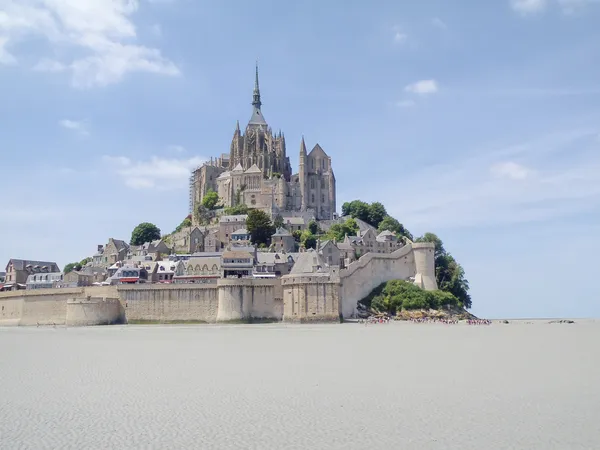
top-left (66, 297), bottom-right (125, 326)
top-left (216, 279), bottom-right (282, 322)
top-left (339, 243), bottom-right (437, 318)
top-left (118, 284), bottom-right (219, 323)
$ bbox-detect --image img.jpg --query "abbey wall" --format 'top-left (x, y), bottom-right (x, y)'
top-left (0, 242), bottom-right (436, 326)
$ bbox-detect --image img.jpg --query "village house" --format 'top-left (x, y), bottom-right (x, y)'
top-left (271, 227), bottom-right (295, 252)
top-left (26, 271), bottom-right (64, 290)
top-left (61, 270), bottom-right (95, 287)
top-left (254, 252), bottom-right (297, 278)
top-left (219, 215), bottom-right (247, 246)
top-left (109, 266), bottom-right (149, 285)
top-left (231, 228), bottom-right (251, 242)
top-left (318, 240), bottom-right (342, 266)
top-left (222, 250), bottom-right (254, 278)
top-left (95, 238), bottom-right (130, 268)
top-left (173, 254), bottom-right (221, 284)
top-left (3, 259), bottom-right (60, 291)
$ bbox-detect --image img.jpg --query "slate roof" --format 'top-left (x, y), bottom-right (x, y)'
top-left (6, 259), bottom-right (59, 272)
top-left (222, 251), bottom-right (253, 260)
top-left (244, 164), bottom-right (262, 174)
top-left (248, 106), bottom-right (268, 127)
top-left (220, 214), bottom-right (247, 223)
top-left (289, 250), bottom-right (329, 275)
top-left (272, 227), bottom-right (292, 237)
top-left (232, 228), bottom-right (249, 235)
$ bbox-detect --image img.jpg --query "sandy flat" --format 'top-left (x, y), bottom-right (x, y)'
top-left (1, 320), bottom-right (599, 449)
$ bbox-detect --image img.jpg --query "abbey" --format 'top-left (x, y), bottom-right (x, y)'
top-left (190, 66), bottom-right (336, 221)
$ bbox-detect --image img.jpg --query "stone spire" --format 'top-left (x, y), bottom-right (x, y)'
top-left (252, 62), bottom-right (261, 109)
top-left (300, 136), bottom-right (307, 156)
top-left (248, 62), bottom-right (267, 127)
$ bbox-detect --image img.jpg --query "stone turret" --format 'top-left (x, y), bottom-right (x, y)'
top-left (299, 136), bottom-right (307, 211)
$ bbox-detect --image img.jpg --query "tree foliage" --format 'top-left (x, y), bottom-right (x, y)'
top-left (343, 198), bottom-right (472, 309)
top-left (246, 210), bottom-right (275, 246)
top-left (202, 189), bottom-right (220, 210)
top-left (360, 280), bottom-right (459, 315)
top-left (300, 230), bottom-right (317, 249)
top-left (273, 214), bottom-right (284, 229)
top-left (223, 204), bottom-right (249, 216)
top-left (323, 218), bottom-right (359, 243)
top-left (131, 222), bottom-right (161, 246)
top-left (174, 215), bottom-right (193, 234)
top-left (378, 215), bottom-right (413, 241)
top-left (415, 232), bottom-right (471, 309)
top-left (308, 220), bottom-right (319, 235)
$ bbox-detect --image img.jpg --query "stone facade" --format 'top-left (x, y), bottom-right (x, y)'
top-left (0, 243), bottom-right (436, 326)
top-left (190, 65), bottom-right (336, 221)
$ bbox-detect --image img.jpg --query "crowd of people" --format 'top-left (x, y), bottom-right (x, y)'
top-left (466, 319), bottom-right (492, 325)
top-left (357, 316), bottom-right (493, 325)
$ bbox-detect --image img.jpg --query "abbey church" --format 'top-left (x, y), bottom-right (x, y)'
top-left (190, 66), bottom-right (336, 221)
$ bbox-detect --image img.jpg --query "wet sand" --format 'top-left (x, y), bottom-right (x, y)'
top-left (1, 320), bottom-right (599, 449)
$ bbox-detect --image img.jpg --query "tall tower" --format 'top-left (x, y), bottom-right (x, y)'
top-left (299, 136), bottom-right (307, 211)
top-left (248, 63), bottom-right (267, 128)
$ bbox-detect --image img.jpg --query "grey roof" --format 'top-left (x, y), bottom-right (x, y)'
top-left (256, 252), bottom-right (287, 265)
top-left (232, 228), bottom-right (249, 235)
top-left (110, 238), bottom-right (129, 251)
top-left (6, 259), bottom-right (59, 272)
top-left (272, 227), bottom-right (292, 237)
top-left (248, 106), bottom-right (267, 126)
top-left (26, 272), bottom-right (63, 283)
top-left (220, 214), bottom-right (247, 223)
top-left (79, 266), bottom-right (107, 276)
top-left (289, 250), bottom-right (329, 275)
top-left (244, 164), bottom-right (262, 174)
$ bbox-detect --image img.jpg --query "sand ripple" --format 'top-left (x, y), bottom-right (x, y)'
top-left (1, 322), bottom-right (599, 449)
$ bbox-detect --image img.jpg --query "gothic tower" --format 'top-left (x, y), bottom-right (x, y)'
top-left (228, 64), bottom-right (292, 180)
top-left (299, 136), bottom-right (307, 211)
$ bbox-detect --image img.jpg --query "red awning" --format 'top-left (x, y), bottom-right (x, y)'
top-left (120, 278), bottom-right (139, 283)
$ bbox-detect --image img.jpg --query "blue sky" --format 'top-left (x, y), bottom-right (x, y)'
top-left (1, 0), bottom-right (600, 318)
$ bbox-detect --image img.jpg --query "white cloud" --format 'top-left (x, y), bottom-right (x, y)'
top-left (404, 79), bottom-right (438, 95)
top-left (393, 32), bottom-right (407, 43)
top-left (510, 0), bottom-right (548, 14)
top-left (557, 0), bottom-right (600, 14)
top-left (391, 25), bottom-right (407, 44)
top-left (375, 129), bottom-right (600, 229)
top-left (103, 154), bottom-right (206, 190)
top-left (396, 99), bottom-right (416, 108)
top-left (490, 161), bottom-right (532, 180)
top-left (167, 145), bottom-right (186, 153)
top-left (431, 17), bottom-right (447, 29)
top-left (0, 0), bottom-right (179, 88)
top-left (150, 23), bottom-right (162, 37)
top-left (59, 119), bottom-right (88, 135)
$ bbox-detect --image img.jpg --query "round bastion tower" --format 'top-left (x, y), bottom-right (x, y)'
top-left (411, 243), bottom-right (438, 291)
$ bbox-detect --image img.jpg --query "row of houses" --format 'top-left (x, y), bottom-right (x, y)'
top-left (0, 214), bottom-right (407, 291)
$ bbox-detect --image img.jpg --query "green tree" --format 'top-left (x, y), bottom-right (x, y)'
top-left (223, 204), bottom-right (249, 216)
top-left (273, 214), bottom-right (284, 229)
top-left (300, 230), bottom-right (317, 249)
top-left (308, 220), bottom-right (319, 235)
top-left (342, 200), bottom-right (370, 223)
top-left (64, 263), bottom-right (79, 274)
top-left (174, 216), bottom-right (193, 233)
top-left (202, 189), bottom-right (220, 210)
top-left (378, 215), bottom-right (413, 241)
top-left (292, 230), bottom-right (303, 242)
top-left (367, 202), bottom-right (387, 228)
top-left (324, 218), bottom-right (359, 242)
top-left (79, 257), bottom-right (92, 267)
top-left (415, 232), bottom-right (471, 309)
top-left (246, 209), bottom-right (275, 246)
top-left (131, 222), bottom-right (161, 246)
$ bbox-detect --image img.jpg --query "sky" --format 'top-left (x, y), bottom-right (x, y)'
top-left (1, 0), bottom-right (600, 319)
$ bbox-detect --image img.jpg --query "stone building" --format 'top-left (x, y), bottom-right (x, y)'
top-left (190, 65), bottom-right (336, 221)
top-left (94, 239), bottom-right (130, 268)
top-left (3, 259), bottom-right (60, 289)
top-left (271, 227), bottom-right (295, 253)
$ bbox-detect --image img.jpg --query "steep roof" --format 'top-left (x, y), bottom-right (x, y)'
top-left (222, 250), bottom-right (253, 260)
top-left (5, 259), bottom-right (59, 272)
top-left (231, 163), bottom-right (244, 173)
top-left (272, 227), bottom-right (292, 237)
top-left (308, 143), bottom-right (327, 158)
top-left (289, 249), bottom-right (329, 275)
top-left (244, 164), bottom-right (262, 174)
